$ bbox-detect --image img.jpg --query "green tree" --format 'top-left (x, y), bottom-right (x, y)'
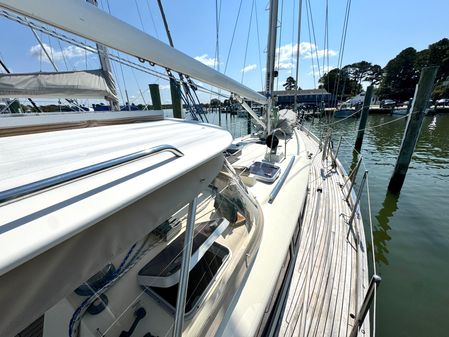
top-left (319, 68), bottom-right (362, 101)
top-left (365, 64), bottom-right (383, 85)
top-left (283, 76), bottom-right (298, 90)
top-left (427, 39), bottom-right (449, 98)
top-left (210, 98), bottom-right (221, 108)
top-left (343, 61), bottom-right (383, 85)
top-left (343, 61), bottom-right (372, 85)
top-left (378, 47), bottom-right (419, 100)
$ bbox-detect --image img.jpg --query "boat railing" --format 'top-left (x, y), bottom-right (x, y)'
top-left (0, 144), bottom-right (184, 204)
top-left (302, 125), bottom-right (380, 337)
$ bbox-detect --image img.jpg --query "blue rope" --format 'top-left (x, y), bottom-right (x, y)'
top-left (68, 243), bottom-right (137, 336)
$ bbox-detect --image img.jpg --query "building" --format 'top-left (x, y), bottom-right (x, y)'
top-left (271, 89), bottom-right (336, 108)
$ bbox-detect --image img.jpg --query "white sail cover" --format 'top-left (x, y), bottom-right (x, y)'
top-left (0, 69), bottom-right (117, 100)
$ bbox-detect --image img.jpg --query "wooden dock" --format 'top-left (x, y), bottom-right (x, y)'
top-left (275, 130), bottom-right (370, 337)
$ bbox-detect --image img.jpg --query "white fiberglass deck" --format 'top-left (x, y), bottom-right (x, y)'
top-left (275, 130), bottom-right (370, 337)
top-left (217, 128), bottom-right (311, 337)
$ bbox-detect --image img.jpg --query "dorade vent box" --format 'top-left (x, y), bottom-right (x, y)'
top-left (138, 218), bottom-right (230, 315)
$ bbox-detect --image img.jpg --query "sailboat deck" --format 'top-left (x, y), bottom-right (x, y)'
top-left (276, 130), bottom-right (369, 337)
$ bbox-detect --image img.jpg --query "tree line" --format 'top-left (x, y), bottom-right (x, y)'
top-left (318, 38), bottom-right (449, 102)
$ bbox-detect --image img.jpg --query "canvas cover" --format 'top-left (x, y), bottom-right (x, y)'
top-left (0, 69), bottom-right (117, 100)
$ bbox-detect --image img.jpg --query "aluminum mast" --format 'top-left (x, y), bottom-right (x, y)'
top-left (265, 0), bottom-right (279, 134)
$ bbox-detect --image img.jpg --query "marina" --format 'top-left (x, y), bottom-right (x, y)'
top-left (0, 1), bottom-right (374, 337)
top-left (0, 0), bottom-right (448, 336)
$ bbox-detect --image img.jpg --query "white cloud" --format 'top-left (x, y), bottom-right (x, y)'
top-left (241, 64), bottom-right (257, 73)
top-left (30, 43), bottom-right (88, 63)
top-left (160, 84), bottom-right (171, 90)
top-left (194, 54), bottom-right (218, 67)
top-left (308, 65), bottom-right (336, 76)
top-left (277, 62), bottom-right (295, 70)
top-left (276, 42), bottom-right (337, 63)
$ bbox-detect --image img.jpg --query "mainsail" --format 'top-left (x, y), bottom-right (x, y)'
top-left (0, 69), bottom-right (117, 100)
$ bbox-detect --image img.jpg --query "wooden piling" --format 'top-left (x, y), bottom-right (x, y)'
top-left (169, 78), bottom-right (182, 118)
top-left (388, 66), bottom-right (438, 194)
top-left (149, 84), bottom-right (162, 110)
top-left (354, 85), bottom-right (373, 152)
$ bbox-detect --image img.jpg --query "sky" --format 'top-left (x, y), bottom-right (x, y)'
top-left (0, 0), bottom-right (448, 105)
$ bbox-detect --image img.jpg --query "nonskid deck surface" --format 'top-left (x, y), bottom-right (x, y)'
top-left (276, 131), bottom-right (369, 337)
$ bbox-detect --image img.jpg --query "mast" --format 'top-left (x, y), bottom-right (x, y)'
top-left (0, 0), bottom-right (267, 105)
top-left (86, 0), bottom-right (119, 111)
top-left (265, 0), bottom-right (279, 135)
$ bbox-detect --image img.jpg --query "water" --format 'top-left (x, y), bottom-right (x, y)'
top-left (164, 110), bottom-right (253, 138)
top-left (304, 114), bottom-right (449, 337)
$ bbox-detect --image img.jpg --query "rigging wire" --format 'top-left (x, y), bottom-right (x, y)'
top-left (131, 68), bottom-right (147, 106)
top-left (275, 0), bottom-right (284, 91)
top-left (56, 38), bottom-right (69, 71)
top-left (134, 0), bottom-right (146, 33)
top-left (154, 0), bottom-right (207, 122)
top-left (290, 0), bottom-right (296, 65)
top-left (305, 0), bottom-right (316, 89)
top-left (241, 0), bottom-right (255, 84)
top-left (223, 0), bottom-right (243, 74)
top-left (306, 0), bottom-right (322, 83)
top-left (0, 7), bottom-right (229, 110)
top-left (47, 35), bottom-right (56, 70)
top-left (211, 0), bottom-right (222, 105)
top-left (294, 0), bottom-right (303, 111)
top-left (254, 1), bottom-right (264, 90)
top-left (146, 0), bottom-right (160, 39)
top-left (321, 0), bottom-right (330, 96)
top-left (332, 0), bottom-right (353, 107)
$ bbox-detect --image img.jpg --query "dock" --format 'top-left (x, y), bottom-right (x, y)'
top-left (275, 129), bottom-right (370, 337)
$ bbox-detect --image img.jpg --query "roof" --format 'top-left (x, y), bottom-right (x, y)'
top-left (0, 119), bottom-right (232, 276)
top-left (271, 89), bottom-right (331, 96)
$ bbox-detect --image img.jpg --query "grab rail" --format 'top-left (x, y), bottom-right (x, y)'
top-left (268, 156), bottom-right (296, 204)
top-left (0, 144), bottom-right (184, 203)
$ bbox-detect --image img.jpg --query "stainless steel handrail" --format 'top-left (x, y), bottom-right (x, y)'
top-left (269, 155), bottom-right (296, 204)
top-left (0, 144), bottom-right (184, 203)
top-left (349, 274), bottom-right (382, 337)
top-left (173, 197), bottom-right (197, 337)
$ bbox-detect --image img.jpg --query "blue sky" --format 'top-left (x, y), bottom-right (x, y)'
top-left (0, 0), bottom-right (448, 105)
